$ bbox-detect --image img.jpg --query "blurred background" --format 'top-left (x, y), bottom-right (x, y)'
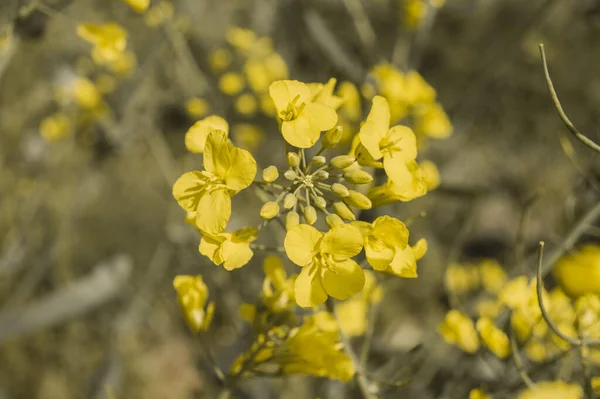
top-left (1, 0), bottom-right (600, 398)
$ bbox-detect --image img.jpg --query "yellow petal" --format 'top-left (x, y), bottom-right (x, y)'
top-left (204, 130), bottom-right (231, 178)
top-left (387, 125), bottom-right (417, 161)
top-left (281, 116), bottom-right (320, 148)
top-left (321, 224), bottom-right (363, 260)
top-left (222, 240), bottom-right (253, 270)
top-left (184, 115), bottom-right (229, 154)
top-left (413, 238), bottom-right (428, 260)
top-left (366, 96), bottom-right (390, 135)
top-left (336, 300), bottom-right (368, 336)
top-left (124, 0), bottom-right (150, 13)
top-left (269, 80), bottom-right (311, 112)
top-left (365, 241), bottom-right (395, 270)
top-left (225, 147), bottom-right (257, 193)
top-left (371, 216), bottom-right (409, 249)
top-left (322, 259), bottom-right (365, 300)
top-left (196, 188), bottom-right (231, 235)
top-left (295, 263), bottom-right (327, 307)
top-left (284, 224), bottom-right (322, 266)
top-left (302, 102), bottom-right (338, 131)
top-left (390, 245), bottom-right (418, 277)
top-left (264, 256), bottom-right (287, 290)
top-left (383, 153), bottom-right (413, 187)
top-left (199, 234), bottom-right (226, 265)
top-left (172, 171), bottom-right (207, 212)
top-left (358, 120), bottom-right (384, 160)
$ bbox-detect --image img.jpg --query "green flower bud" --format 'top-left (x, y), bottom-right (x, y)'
top-left (344, 169), bottom-right (373, 184)
top-left (311, 155), bottom-right (326, 167)
top-left (284, 169), bottom-right (297, 181)
top-left (322, 126), bottom-right (343, 148)
top-left (345, 190), bottom-right (372, 210)
top-left (262, 165), bottom-right (279, 183)
top-left (330, 155), bottom-right (356, 169)
top-left (286, 211), bottom-right (300, 230)
top-left (260, 201), bottom-right (280, 219)
top-left (313, 196), bottom-right (327, 209)
top-left (313, 170), bottom-right (329, 180)
top-left (287, 152), bottom-right (300, 168)
top-left (333, 201), bottom-right (356, 220)
top-left (326, 214), bottom-right (344, 228)
top-left (331, 183), bottom-right (349, 198)
top-left (303, 206), bottom-right (317, 225)
top-left (283, 193), bottom-right (298, 209)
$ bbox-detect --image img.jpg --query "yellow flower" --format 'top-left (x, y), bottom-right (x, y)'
top-left (516, 381), bottom-right (583, 399)
top-left (234, 93), bottom-right (258, 116)
top-left (445, 263), bottom-right (480, 296)
top-left (123, 0), bottom-right (149, 12)
top-left (185, 97), bottom-right (209, 118)
top-left (173, 130), bottom-right (257, 234)
top-left (476, 299), bottom-right (502, 319)
top-left (269, 80), bottom-right (338, 148)
top-left (574, 294), bottom-right (600, 338)
top-left (469, 388), bottom-right (492, 399)
top-left (262, 256), bottom-right (297, 312)
top-left (173, 275), bottom-right (215, 333)
top-left (387, 239), bottom-right (427, 278)
top-left (284, 224), bottom-right (364, 307)
top-left (184, 115), bottom-right (229, 154)
top-left (209, 48), bottom-right (232, 72)
top-left (414, 102), bottom-right (453, 139)
top-left (144, 1), bottom-right (174, 28)
top-left (367, 161), bottom-right (431, 206)
top-left (40, 113), bottom-right (71, 141)
top-left (76, 23), bottom-right (127, 63)
top-left (403, 0), bottom-right (426, 30)
top-left (337, 81), bottom-right (362, 122)
top-left (244, 53), bottom-right (289, 94)
top-left (199, 227), bottom-right (258, 270)
top-left (312, 78), bottom-right (344, 109)
top-left (358, 96), bottom-right (417, 185)
top-left (336, 270), bottom-right (383, 336)
top-left (65, 77), bottom-right (102, 110)
top-left (219, 72), bottom-right (245, 96)
top-left (438, 309), bottom-right (480, 353)
top-left (498, 276), bottom-right (531, 310)
top-left (479, 259), bottom-right (507, 294)
top-left (106, 51), bottom-right (137, 76)
top-left (232, 124), bottom-right (264, 152)
top-left (354, 216), bottom-right (409, 271)
top-left (476, 317), bottom-right (510, 358)
top-left (554, 244), bottom-right (600, 297)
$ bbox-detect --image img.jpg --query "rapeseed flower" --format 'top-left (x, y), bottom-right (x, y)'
top-left (516, 381), bottom-right (582, 399)
top-left (199, 227), bottom-right (258, 270)
top-left (184, 115), bottom-right (229, 154)
top-left (76, 23), bottom-right (127, 63)
top-left (438, 309), bottom-right (480, 353)
top-left (173, 275), bottom-right (215, 333)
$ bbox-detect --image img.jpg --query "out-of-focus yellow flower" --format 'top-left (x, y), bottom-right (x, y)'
top-left (403, 0), bottom-right (427, 30)
top-left (123, 0), bottom-right (150, 13)
top-left (244, 53), bottom-right (289, 94)
top-left (337, 81), bottom-right (362, 122)
top-left (284, 224), bottom-right (364, 307)
top-left (199, 227), bottom-right (258, 270)
top-left (357, 96), bottom-right (417, 186)
top-left (554, 244), bottom-right (600, 297)
top-left (498, 276), bottom-right (531, 310)
top-left (312, 78), bottom-right (344, 109)
top-left (353, 216), bottom-right (409, 272)
top-left (479, 259), bottom-right (507, 294)
top-left (516, 381), bottom-right (583, 399)
top-left (574, 294), bottom-right (600, 338)
top-left (269, 80), bottom-right (338, 148)
top-left (232, 124), bottom-right (264, 152)
top-left (445, 263), bottom-right (480, 296)
top-left (234, 93), bottom-right (258, 116)
top-left (262, 256), bottom-right (297, 312)
top-left (71, 77), bottom-right (103, 109)
top-left (438, 309), bottom-right (480, 353)
top-left (419, 160), bottom-right (440, 190)
top-left (469, 388), bottom-right (492, 399)
top-left (209, 48), bottom-right (232, 72)
top-left (173, 275), bottom-right (215, 333)
top-left (476, 317), bottom-right (510, 358)
top-left (173, 130), bottom-right (257, 234)
top-left (336, 271), bottom-right (383, 336)
top-left (106, 51), bottom-right (137, 76)
top-left (77, 23), bottom-right (127, 63)
top-left (184, 115), bottom-right (229, 154)
top-left (414, 102), bottom-right (453, 139)
top-left (95, 74), bottom-right (117, 94)
top-left (40, 113), bottom-right (71, 141)
top-left (476, 299), bottom-right (503, 319)
top-left (185, 97), bottom-right (209, 118)
top-left (226, 27), bottom-right (258, 53)
top-left (219, 72), bottom-right (245, 96)
top-left (144, 1), bottom-right (174, 28)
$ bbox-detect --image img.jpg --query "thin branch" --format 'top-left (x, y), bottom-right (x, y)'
top-left (341, 0), bottom-right (377, 57)
top-left (539, 44), bottom-right (600, 154)
top-left (509, 329), bottom-right (536, 389)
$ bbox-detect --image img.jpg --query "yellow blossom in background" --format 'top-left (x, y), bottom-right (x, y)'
top-left (353, 216), bottom-right (410, 274)
top-left (358, 96), bottom-right (417, 185)
top-left (209, 48), bottom-right (233, 72)
top-left (403, 0), bottom-right (427, 30)
top-left (232, 124), bottom-right (264, 153)
top-left (516, 381), bottom-right (583, 399)
top-left (476, 317), bottom-right (510, 358)
top-left (185, 97), bottom-right (209, 118)
top-left (479, 259), bottom-right (507, 294)
top-left (173, 275), bottom-right (215, 333)
top-left (336, 271), bottom-right (383, 336)
top-left (498, 276), bottom-right (531, 310)
top-left (444, 263), bottom-right (480, 296)
top-left (574, 294), bottom-right (600, 338)
top-left (144, 1), bottom-right (174, 28)
top-left (337, 81), bottom-right (362, 122)
top-left (262, 256), bottom-right (297, 312)
top-left (470, 388), bottom-right (492, 399)
top-left (234, 93), bottom-right (258, 116)
top-left (76, 23), bottom-right (127, 63)
top-left (106, 51), bottom-right (137, 76)
top-left (245, 53), bottom-right (289, 94)
top-left (184, 115), bottom-right (229, 154)
top-left (269, 80), bottom-right (338, 148)
top-left (40, 113), bottom-right (71, 142)
top-left (284, 224), bottom-right (364, 307)
top-left (554, 244), bottom-right (600, 297)
top-left (219, 72), bottom-right (245, 96)
top-left (476, 299), bottom-right (502, 319)
top-left (173, 130), bottom-right (257, 234)
top-left (438, 309), bottom-right (480, 353)
top-left (123, 0), bottom-right (150, 13)
top-left (95, 74), bottom-right (117, 94)
top-left (414, 102), bottom-right (453, 139)
top-left (199, 227), bottom-right (258, 270)
top-left (312, 78), bottom-right (344, 109)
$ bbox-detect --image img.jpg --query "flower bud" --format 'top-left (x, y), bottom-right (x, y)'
top-left (344, 169), bottom-right (373, 184)
top-left (322, 126), bottom-right (343, 148)
top-left (331, 155), bottom-right (355, 169)
top-left (345, 190), bottom-right (372, 210)
top-left (283, 193), bottom-right (298, 209)
top-left (333, 202), bottom-right (356, 220)
top-left (313, 170), bottom-right (329, 180)
top-left (313, 196), bottom-right (327, 209)
top-left (326, 214), bottom-right (344, 228)
top-left (331, 183), bottom-right (349, 198)
top-left (262, 165), bottom-right (279, 183)
top-left (311, 155), bottom-right (327, 167)
top-left (260, 201), bottom-right (280, 219)
top-left (284, 169), bottom-right (297, 181)
top-left (287, 152), bottom-right (300, 168)
top-left (303, 206), bottom-right (318, 225)
top-left (286, 211), bottom-right (300, 230)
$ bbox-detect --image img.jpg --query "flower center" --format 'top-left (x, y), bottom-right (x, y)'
top-left (279, 95), bottom-right (305, 122)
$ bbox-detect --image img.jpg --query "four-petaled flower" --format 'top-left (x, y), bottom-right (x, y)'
top-left (173, 130), bottom-right (257, 234)
top-left (284, 224), bottom-right (365, 307)
top-left (199, 226), bottom-right (258, 270)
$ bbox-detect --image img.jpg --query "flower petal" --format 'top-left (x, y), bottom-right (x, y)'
top-left (371, 216), bottom-right (409, 249)
top-left (269, 80), bottom-right (311, 112)
top-left (196, 188), bottom-right (231, 235)
top-left (321, 224), bottom-right (363, 260)
top-left (284, 224), bottom-right (322, 266)
top-left (358, 121), bottom-right (383, 160)
top-left (185, 115), bottom-right (229, 154)
top-left (172, 171), bottom-right (207, 212)
top-left (389, 246), bottom-right (418, 278)
top-left (281, 116), bottom-right (320, 148)
top-left (322, 259), bottom-right (365, 300)
top-left (199, 233), bottom-right (227, 265)
top-left (295, 263), bottom-right (327, 307)
top-left (204, 130), bottom-right (231, 178)
top-left (222, 240), bottom-right (253, 270)
top-left (387, 125), bottom-right (417, 161)
top-left (383, 153), bottom-right (413, 187)
top-left (303, 102), bottom-right (338, 131)
top-left (365, 242), bottom-right (395, 270)
top-left (366, 96), bottom-right (390, 134)
top-left (225, 147), bottom-right (257, 193)
top-left (264, 256), bottom-right (287, 290)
